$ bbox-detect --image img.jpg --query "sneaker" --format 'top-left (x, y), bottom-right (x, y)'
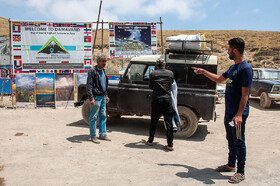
top-left (99, 135), bottom-right (111, 141)
top-left (90, 137), bottom-right (100, 144)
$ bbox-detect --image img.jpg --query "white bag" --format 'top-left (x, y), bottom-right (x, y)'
top-left (166, 34), bottom-right (201, 50)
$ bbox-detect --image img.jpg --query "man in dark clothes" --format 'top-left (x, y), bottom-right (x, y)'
top-left (147, 58), bottom-right (175, 151)
top-left (193, 38), bottom-right (253, 183)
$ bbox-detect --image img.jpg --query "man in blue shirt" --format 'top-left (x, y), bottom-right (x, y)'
top-left (193, 38), bottom-right (253, 184)
top-left (87, 54), bottom-right (110, 144)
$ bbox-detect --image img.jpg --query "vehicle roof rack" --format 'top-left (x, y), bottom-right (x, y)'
top-left (165, 40), bottom-right (213, 55)
top-left (164, 40), bottom-right (214, 64)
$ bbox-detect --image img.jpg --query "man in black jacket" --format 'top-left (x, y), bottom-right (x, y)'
top-left (147, 58), bottom-right (174, 151)
top-left (87, 54), bottom-right (110, 144)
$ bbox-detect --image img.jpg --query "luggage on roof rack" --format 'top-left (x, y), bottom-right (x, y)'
top-left (166, 34), bottom-right (213, 55)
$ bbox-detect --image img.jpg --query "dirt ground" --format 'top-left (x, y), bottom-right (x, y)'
top-left (0, 98), bottom-right (279, 186)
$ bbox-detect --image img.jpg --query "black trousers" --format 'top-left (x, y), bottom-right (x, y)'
top-left (148, 98), bottom-right (173, 147)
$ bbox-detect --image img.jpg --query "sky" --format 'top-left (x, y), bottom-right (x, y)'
top-left (0, 0), bottom-right (279, 31)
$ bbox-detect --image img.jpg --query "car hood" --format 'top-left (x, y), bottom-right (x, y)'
top-left (257, 80), bottom-right (280, 85)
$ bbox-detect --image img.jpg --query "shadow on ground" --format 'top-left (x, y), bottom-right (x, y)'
top-left (157, 163), bottom-right (230, 184)
top-left (0, 165), bottom-right (5, 186)
top-left (124, 139), bottom-right (168, 151)
top-left (66, 134), bottom-right (90, 143)
top-left (66, 117), bottom-right (210, 143)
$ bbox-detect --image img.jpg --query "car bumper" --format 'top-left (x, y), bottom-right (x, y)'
top-left (268, 93), bottom-right (280, 100)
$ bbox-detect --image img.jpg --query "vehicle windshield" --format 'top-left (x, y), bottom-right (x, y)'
top-left (259, 70), bottom-right (280, 80)
top-left (124, 64), bottom-right (155, 81)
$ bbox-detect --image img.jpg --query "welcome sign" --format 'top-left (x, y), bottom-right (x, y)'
top-left (11, 21), bottom-right (92, 73)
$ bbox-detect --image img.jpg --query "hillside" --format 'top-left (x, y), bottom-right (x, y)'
top-left (1, 17), bottom-right (280, 74)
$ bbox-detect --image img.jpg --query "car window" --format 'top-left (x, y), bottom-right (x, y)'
top-left (124, 63), bottom-right (147, 81)
top-left (144, 66), bottom-right (155, 80)
top-left (253, 70), bottom-right (258, 79)
top-left (260, 70), bottom-right (280, 80)
top-left (167, 65), bottom-right (187, 83)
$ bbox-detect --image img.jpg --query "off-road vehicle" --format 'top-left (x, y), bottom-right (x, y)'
top-left (80, 41), bottom-right (218, 138)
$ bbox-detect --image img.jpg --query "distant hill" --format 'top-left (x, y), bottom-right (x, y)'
top-left (1, 16), bottom-right (279, 74)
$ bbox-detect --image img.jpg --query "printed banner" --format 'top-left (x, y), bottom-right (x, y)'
top-left (16, 74), bottom-right (35, 108)
top-left (11, 21), bottom-right (92, 73)
top-left (55, 73), bottom-right (74, 108)
top-left (36, 73), bottom-right (55, 108)
top-left (0, 36), bottom-right (10, 66)
top-left (109, 22), bottom-right (157, 58)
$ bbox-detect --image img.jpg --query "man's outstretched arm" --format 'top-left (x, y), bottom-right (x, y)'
top-left (192, 67), bottom-right (225, 83)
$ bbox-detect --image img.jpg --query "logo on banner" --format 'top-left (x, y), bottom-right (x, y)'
top-left (38, 36), bottom-right (69, 54)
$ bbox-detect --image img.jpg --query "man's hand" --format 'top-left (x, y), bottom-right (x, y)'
top-left (106, 96), bottom-right (110, 104)
top-left (90, 99), bottom-right (95, 106)
top-left (233, 115), bottom-right (242, 126)
top-left (192, 67), bottom-right (205, 75)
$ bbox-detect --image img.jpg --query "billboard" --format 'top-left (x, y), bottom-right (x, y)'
top-left (11, 21), bottom-right (92, 73)
top-left (109, 22), bottom-right (157, 58)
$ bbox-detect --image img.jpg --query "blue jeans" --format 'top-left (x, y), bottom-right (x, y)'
top-left (224, 114), bottom-right (247, 175)
top-left (89, 95), bottom-right (107, 138)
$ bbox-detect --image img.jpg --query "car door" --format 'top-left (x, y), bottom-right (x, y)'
top-left (118, 63), bottom-right (155, 115)
top-left (251, 69), bottom-right (259, 95)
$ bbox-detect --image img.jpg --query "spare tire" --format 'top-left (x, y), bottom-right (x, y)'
top-left (81, 99), bottom-right (90, 125)
top-left (82, 99), bottom-right (100, 126)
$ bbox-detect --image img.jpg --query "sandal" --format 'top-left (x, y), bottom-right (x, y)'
top-left (163, 145), bottom-right (174, 151)
top-left (228, 173), bottom-right (245, 184)
top-left (147, 140), bottom-right (153, 146)
top-left (215, 164), bottom-right (235, 172)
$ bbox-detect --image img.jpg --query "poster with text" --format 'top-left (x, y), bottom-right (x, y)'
top-left (16, 74), bottom-right (35, 108)
top-left (109, 22), bottom-right (157, 58)
top-left (36, 73), bottom-right (55, 108)
top-left (55, 73), bottom-right (74, 108)
top-left (11, 21), bottom-right (92, 73)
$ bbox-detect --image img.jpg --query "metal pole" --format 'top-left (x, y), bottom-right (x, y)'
top-left (92, 0), bottom-right (103, 56)
top-left (102, 19), bottom-right (104, 53)
top-left (160, 17), bottom-right (164, 54)
top-left (9, 19), bottom-right (14, 109)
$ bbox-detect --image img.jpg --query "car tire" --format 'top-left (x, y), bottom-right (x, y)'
top-left (260, 92), bottom-right (271, 108)
top-left (174, 106), bottom-right (198, 138)
top-left (82, 99), bottom-right (90, 125)
top-left (81, 99), bottom-right (99, 126)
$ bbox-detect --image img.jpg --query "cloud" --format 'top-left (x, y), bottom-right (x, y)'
top-left (17, 75), bottom-right (35, 88)
top-left (8, 0), bottom-right (205, 22)
top-left (77, 74), bottom-right (87, 86)
top-left (36, 77), bottom-right (54, 86)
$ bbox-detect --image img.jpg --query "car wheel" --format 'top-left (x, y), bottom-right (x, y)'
top-left (81, 99), bottom-right (99, 126)
top-left (260, 92), bottom-right (271, 108)
top-left (174, 106), bottom-right (198, 138)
